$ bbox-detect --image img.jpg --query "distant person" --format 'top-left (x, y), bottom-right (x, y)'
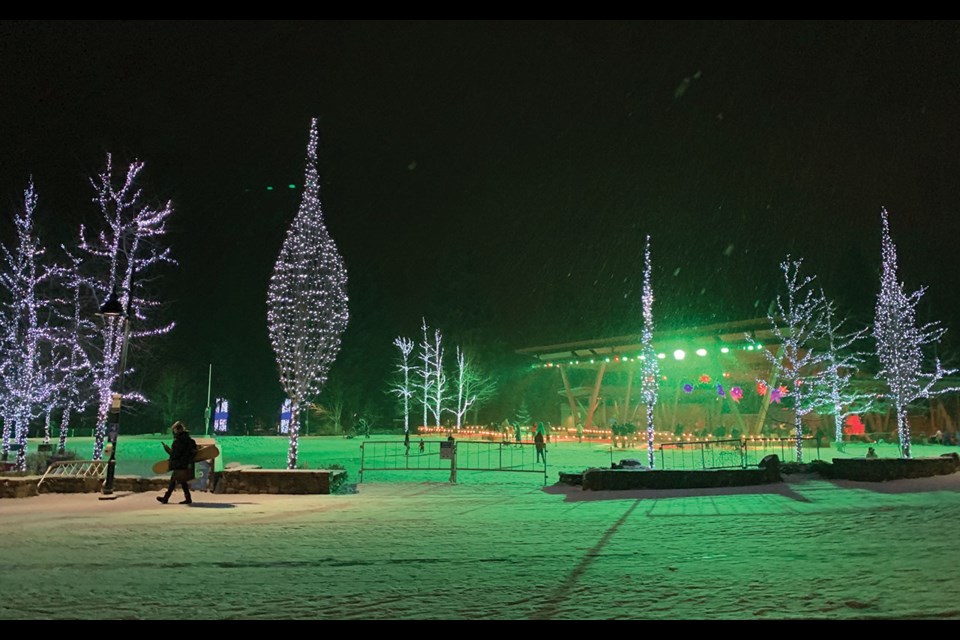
top-left (576, 421), bottom-right (584, 443)
top-left (933, 430), bottom-right (944, 445)
top-left (419, 438), bottom-right (425, 454)
top-left (866, 447), bottom-right (878, 460)
top-left (513, 422), bottom-right (522, 446)
top-left (534, 424), bottom-right (547, 464)
top-left (404, 431), bottom-right (410, 456)
top-left (157, 421), bottom-right (197, 505)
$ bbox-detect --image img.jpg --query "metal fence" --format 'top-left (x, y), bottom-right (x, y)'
top-left (37, 460), bottom-right (108, 488)
top-left (658, 437), bottom-right (824, 470)
top-left (359, 440), bottom-right (547, 483)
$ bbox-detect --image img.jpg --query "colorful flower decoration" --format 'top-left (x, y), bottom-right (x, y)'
top-left (716, 384), bottom-right (725, 397)
top-left (699, 374), bottom-right (712, 384)
top-left (756, 381), bottom-right (767, 397)
top-left (730, 387), bottom-right (743, 403)
top-left (777, 385), bottom-right (789, 398)
top-left (770, 387), bottom-right (783, 404)
top-left (683, 383), bottom-right (695, 394)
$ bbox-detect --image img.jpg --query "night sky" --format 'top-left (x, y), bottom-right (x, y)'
top-left (1, 21), bottom-right (958, 428)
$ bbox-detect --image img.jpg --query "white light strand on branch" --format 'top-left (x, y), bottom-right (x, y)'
top-left (749, 256), bottom-right (831, 463)
top-left (392, 337), bottom-right (415, 437)
top-left (79, 154), bottom-right (175, 461)
top-left (418, 318), bottom-right (434, 429)
top-left (874, 208), bottom-right (958, 459)
top-left (0, 181), bottom-right (57, 471)
top-left (815, 298), bottom-right (873, 448)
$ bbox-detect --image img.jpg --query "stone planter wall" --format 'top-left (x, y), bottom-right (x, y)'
top-left (1, 470), bottom-right (347, 499)
top-left (581, 465), bottom-right (781, 491)
top-left (828, 453), bottom-right (959, 482)
top-left (215, 469), bottom-right (346, 495)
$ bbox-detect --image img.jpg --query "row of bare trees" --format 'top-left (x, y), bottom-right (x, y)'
top-left (749, 208), bottom-right (956, 461)
top-left (391, 319), bottom-right (497, 438)
top-left (0, 157), bottom-right (173, 471)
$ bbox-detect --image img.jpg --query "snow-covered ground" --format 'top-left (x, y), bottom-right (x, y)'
top-left (2, 437), bottom-right (959, 619)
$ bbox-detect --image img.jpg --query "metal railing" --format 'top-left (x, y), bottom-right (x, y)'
top-left (658, 437), bottom-right (823, 470)
top-left (359, 440), bottom-right (547, 484)
top-left (37, 460), bottom-right (108, 488)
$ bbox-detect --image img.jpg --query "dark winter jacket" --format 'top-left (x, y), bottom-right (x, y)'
top-left (534, 432), bottom-right (545, 450)
top-left (168, 431), bottom-right (198, 470)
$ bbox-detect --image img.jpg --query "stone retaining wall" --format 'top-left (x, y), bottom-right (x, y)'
top-left (829, 453), bottom-right (960, 482)
top-left (216, 469), bottom-right (345, 495)
top-left (582, 465), bottom-right (781, 491)
top-left (1, 470), bottom-right (346, 499)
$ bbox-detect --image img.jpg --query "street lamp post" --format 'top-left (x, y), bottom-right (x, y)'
top-left (204, 364), bottom-right (212, 436)
top-left (97, 287), bottom-right (130, 497)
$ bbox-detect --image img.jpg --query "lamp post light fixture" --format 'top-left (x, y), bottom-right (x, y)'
top-left (97, 286), bottom-right (130, 497)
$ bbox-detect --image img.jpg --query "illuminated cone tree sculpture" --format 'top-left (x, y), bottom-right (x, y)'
top-left (267, 119), bottom-right (349, 469)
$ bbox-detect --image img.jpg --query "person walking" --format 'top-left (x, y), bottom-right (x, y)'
top-left (534, 423), bottom-right (547, 464)
top-left (157, 421), bottom-right (198, 505)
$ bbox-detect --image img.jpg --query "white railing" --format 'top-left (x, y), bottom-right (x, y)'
top-left (37, 460), bottom-right (108, 488)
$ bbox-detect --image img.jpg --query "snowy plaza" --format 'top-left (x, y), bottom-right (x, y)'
top-left (2, 437), bottom-right (960, 620)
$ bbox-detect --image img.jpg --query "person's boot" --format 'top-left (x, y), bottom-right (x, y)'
top-left (156, 495), bottom-right (169, 504)
top-left (179, 485), bottom-right (192, 504)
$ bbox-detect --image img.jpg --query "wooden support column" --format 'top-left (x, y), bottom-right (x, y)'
top-left (668, 382), bottom-right (682, 435)
top-left (583, 363), bottom-right (607, 431)
top-left (623, 369), bottom-right (634, 423)
top-left (726, 386), bottom-right (747, 435)
top-left (752, 344), bottom-right (784, 436)
top-left (559, 365), bottom-right (580, 430)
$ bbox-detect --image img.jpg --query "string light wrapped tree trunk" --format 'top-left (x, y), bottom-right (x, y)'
top-left (446, 346), bottom-right (497, 430)
top-left (0, 181), bottom-right (57, 471)
top-left (815, 298), bottom-right (873, 450)
top-left (51, 251), bottom-right (95, 455)
top-left (428, 328), bottom-right (446, 429)
top-left (79, 155), bottom-right (175, 461)
top-left (267, 118), bottom-right (349, 469)
top-left (417, 318), bottom-right (434, 429)
top-left (640, 236), bottom-right (659, 469)
top-left (750, 257), bottom-right (830, 463)
top-left (874, 208), bottom-right (957, 459)
top-left (391, 336), bottom-right (415, 440)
